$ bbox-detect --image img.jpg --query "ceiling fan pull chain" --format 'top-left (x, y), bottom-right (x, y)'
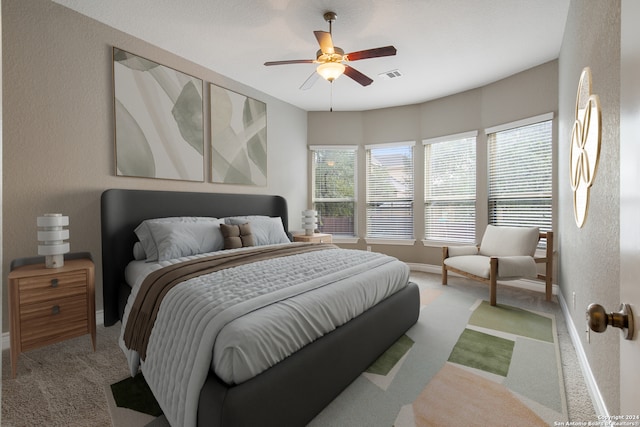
top-left (330, 82), bottom-right (334, 112)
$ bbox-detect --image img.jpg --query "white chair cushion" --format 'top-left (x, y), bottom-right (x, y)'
top-left (444, 255), bottom-right (492, 278)
top-left (479, 225), bottom-right (539, 257)
top-left (495, 256), bottom-right (537, 279)
top-left (444, 254), bottom-right (537, 280)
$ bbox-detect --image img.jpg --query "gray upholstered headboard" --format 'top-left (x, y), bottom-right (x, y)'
top-left (100, 189), bottom-right (289, 326)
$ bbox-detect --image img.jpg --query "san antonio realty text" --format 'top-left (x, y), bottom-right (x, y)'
top-left (554, 420), bottom-right (640, 427)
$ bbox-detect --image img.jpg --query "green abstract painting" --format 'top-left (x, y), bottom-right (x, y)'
top-left (210, 84), bottom-right (267, 186)
top-left (113, 47), bottom-right (204, 181)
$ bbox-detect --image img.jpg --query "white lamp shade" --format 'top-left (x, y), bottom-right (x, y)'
top-left (37, 229), bottom-right (70, 241)
top-left (37, 215), bottom-right (69, 227)
top-left (38, 242), bottom-right (70, 256)
top-left (316, 62), bottom-right (345, 82)
top-left (37, 214), bottom-right (70, 267)
top-left (302, 210), bottom-right (318, 235)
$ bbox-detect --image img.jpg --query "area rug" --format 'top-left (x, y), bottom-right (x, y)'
top-left (108, 281), bottom-right (567, 427)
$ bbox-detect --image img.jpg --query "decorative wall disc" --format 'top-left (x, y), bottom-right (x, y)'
top-left (570, 67), bottom-right (602, 228)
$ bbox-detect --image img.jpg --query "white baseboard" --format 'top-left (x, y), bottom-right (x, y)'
top-left (2, 310), bottom-right (105, 351)
top-left (557, 291), bottom-right (609, 417)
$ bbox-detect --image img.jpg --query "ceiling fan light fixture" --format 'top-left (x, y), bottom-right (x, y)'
top-left (316, 62), bottom-right (345, 82)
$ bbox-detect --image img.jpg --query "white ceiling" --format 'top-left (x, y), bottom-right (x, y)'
top-left (52, 0), bottom-right (570, 112)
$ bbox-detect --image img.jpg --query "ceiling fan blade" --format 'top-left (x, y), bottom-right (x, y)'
top-left (344, 65), bottom-right (373, 86)
top-left (264, 59), bottom-right (315, 66)
top-left (314, 30), bottom-right (335, 54)
top-left (345, 46), bottom-right (397, 61)
top-left (300, 72), bottom-right (320, 90)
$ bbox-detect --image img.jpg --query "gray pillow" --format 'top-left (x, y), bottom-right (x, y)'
top-left (134, 217), bottom-right (224, 261)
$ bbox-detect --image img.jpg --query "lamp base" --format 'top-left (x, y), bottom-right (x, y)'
top-left (305, 229), bottom-right (315, 236)
top-left (45, 254), bottom-right (64, 269)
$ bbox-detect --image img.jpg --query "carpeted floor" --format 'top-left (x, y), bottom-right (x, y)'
top-left (2, 321), bottom-right (130, 426)
top-left (2, 272), bottom-right (597, 426)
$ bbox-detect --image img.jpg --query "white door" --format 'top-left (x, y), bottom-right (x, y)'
top-left (619, 0), bottom-right (640, 415)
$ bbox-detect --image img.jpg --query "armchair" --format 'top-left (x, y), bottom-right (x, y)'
top-left (442, 225), bottom-right (553, 306)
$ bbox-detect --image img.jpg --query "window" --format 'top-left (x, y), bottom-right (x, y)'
top-left (424, 132), bottom-right (477, 243)
top-left (487, 114), bottom-right (553, 236)
top-left (365, 142), bottom-right (414, 239)
top-left (310, 146), bottom-right (357, 236)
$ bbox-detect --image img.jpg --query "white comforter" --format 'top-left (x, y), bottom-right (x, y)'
top-left (119, 244), bottom-right (409, 427)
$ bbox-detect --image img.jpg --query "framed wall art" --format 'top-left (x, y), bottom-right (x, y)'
top-left (210, 84), bottom-right (267, 186)
top-left (113, 47), bottom-right (204, 181)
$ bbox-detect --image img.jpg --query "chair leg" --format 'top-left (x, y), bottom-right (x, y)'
top-left (489, 257), bottom-right (498, 306)
top-left (442, 247), bottom-right (448, 286)
top-left (545, 231), bottom-right (553, 301)
top-left (545, 274), bottom-right (552, 301)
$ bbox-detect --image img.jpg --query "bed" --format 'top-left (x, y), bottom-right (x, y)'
top-left (101, 188), bottom-right (420, 427)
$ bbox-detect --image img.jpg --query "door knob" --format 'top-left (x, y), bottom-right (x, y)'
top-left (586, 303), bottom-right (634, 340)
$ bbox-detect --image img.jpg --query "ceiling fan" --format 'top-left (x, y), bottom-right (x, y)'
top-left (264, 11), bottom-right (397, 90)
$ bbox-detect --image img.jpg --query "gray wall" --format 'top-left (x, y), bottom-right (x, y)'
top-left (558, 0), bottom-right (621, 413)
top-left (1, 0), bottom-right (309, 331)
top-left (308, 60), bottom-right (559, 266)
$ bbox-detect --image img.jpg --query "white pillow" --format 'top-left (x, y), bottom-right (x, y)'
top-left (225, 216), bottom-right (290, 246)
top-left (134, 217), bottom-right (223, 261)
top-left (133, 242), bottom-right (146, 260)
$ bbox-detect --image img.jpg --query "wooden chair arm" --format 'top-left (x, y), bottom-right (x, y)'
top-left (534, 230), bottom-right (554, 262)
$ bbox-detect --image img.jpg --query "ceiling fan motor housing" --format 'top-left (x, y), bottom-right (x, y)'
top-left (316, 47), bottom-right (344, 63)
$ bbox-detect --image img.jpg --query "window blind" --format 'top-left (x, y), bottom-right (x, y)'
top-left (365, 143), bottom-right (414, 239)
top-left (311, 147), bottom-right (356, 236)
top-left (487, 120), bottom-right (553, 239)
top-left (424, 134), bottom-right (476, 243)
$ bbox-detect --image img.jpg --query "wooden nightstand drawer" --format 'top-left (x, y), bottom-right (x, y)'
top-left (18, 271), bottom-right (88, 305)
top-left (20, 294), bottom-right (88, 351)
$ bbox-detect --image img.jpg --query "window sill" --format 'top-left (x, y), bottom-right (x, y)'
top-left (421, 239), bottom-right (477, 248)
top-left (365, 238), bottom-right (416, 246)
top-left (332, 237), bottom-right (360, 244)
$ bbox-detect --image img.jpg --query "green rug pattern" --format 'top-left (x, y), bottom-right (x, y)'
top-left (448, 328), bottom-right (515, 376)
top-left (470, 300), bottom-right (554, 342)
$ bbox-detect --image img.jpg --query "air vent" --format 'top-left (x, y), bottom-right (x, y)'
top-left (378, 69), bottom-right (402, 80)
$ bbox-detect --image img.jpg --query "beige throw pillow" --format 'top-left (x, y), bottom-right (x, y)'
top-left (220, 223), bottom-right (255, 249)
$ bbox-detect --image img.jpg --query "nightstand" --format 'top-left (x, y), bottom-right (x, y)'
top-left (293, 233), bottom-right (332, 243)
top-left (8, 252), bottom-right (96, 378)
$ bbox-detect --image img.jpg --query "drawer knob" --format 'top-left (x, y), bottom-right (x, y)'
top-left (51, 278), bottom-right (59, 288)
top-left (52, 305), bottom-right (60, 315)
